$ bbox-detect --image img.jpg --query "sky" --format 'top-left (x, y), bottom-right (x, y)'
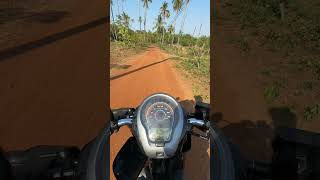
top-left (111, 0), bottom-right (210, 37)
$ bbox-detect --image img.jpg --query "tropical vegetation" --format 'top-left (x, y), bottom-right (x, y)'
top-left (110, 0), bottom-right (210, 101)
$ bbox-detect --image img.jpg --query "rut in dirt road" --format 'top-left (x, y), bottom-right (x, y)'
top-left (110, 46), bottom-right (210, 180)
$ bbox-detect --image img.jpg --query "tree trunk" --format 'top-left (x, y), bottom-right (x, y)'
top-left (138, 0), bottom-right (141, 32)
top-left (178, 3), bottom-right (189, 46)
top-left (162, 29), bottom-right (165, 44)
top-left (171, 34), bottom-right (174, 45)
top-left (121, 0), bottom-right (124, 13)
top-left (280, 2), bottom-right (285, 21)
top-left (111, 5), bottom-right (118, 40)
top-left (117, 0), bottom-right (120, 15)
top-left (144, 9), bottom-right (147, 41)
top-left (177, 32), bottom-right (181, 46)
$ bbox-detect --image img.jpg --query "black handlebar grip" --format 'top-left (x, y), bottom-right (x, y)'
top-left (195, 102), bottom-right (210, 121)
top-left (112, 108), bottom-right (135, 121)
top-left (0, 148), bottom-right (12, 180)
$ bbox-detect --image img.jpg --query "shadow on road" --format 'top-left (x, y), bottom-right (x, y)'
top-left (179, 98), bottom-right (210, 180)
top-left (269, 107), bottom-right (297, 128)
top-left (110, 64), bottom-right (131, 69)
top-left (25, 10), bottom-right (69, 24)
top-left (0, 8), bottom-right (69, 24)
top-left (110, 58), bottom-right (171, 81)
top-left (212, 107), bottom-right (298, 162)
top-left (0, 17), bottom-right (107, 62)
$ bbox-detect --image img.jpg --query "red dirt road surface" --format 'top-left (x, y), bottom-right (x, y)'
top-left (213, 0), bottom-right (274, 162)
top-left (0, 0), bottom-right (107, 150)
top-left (110, 46), bottom-right (210, 180)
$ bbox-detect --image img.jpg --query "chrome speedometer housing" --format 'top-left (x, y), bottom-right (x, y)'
top-left (134, 93), bottom-right (185, 159)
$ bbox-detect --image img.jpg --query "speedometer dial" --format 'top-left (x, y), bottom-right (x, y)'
top-left (135, 93), bottom-right (185, 158)
top-left (146, 102), bottom-right (174, 122)
top-left (145, 102), bottom-right (174, 142)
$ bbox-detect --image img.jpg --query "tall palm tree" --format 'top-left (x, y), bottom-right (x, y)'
top-left (111, 0), bottom-right (114, 23)
top-left (172, 0), bottom-right (183, 16)
top-left (116, 0), bottom-right (121, 16)
top-left (115, 12), bottom-right (132, 29)
top-left (160, 1), bottom-right (170, 19)
top-left (168, 25), bottom-right (175, 34)
top-left (171, 0), bottom-right (183, 45)
top-left (142, 0), bottom-right (152, 39)
top-left (168, 24), bottom-right (175, 45)
top-left (110, 0), bottom-right (118, 40)
top-left (154, 14), bottom-right (163, 33)
top-left (122, 12), bottom-right (132, 28)
top-left (138, 0), bottom-right (142, 31)
top-left (154, 14), bottom-right (164, 42)
top-left (178, 0), bottom-right (190, 45)
top-left (138, 16), bottom-right (143, 31)
top-left (121, 0), bottom-right (125, 13)
top-left (160, 1), bottom-right (170, 44)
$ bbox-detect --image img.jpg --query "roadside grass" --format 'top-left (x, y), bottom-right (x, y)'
top-left (264, 84), bottom-right (280, 100)
top-left (297, 56), bottom-right (320, 80)
top-left (110, 41), bottom-right (148, 69)
top-left (304, 104), bottom-right (320, 121)
top-left (239, 37), bottom-right (250, 52)
top-left (301, 81), bottom-right (313, 91)
top-left (222, 0), bottom-right (320, 125)
top-left (229, 0), bottom-right (320, 52)
top-left (160, 44), bottom-right (210, 103)
top-left (260, 67), bottom-right (273, 76)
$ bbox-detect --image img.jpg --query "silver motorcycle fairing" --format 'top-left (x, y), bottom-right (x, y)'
top-left (134, 93), bottom-right (185, 159)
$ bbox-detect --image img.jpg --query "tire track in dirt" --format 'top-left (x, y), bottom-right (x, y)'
top-left (110, 46), bottom-right (210, 180)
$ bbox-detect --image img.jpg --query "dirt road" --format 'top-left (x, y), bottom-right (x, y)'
top-left (212, 0), bottom-right (274, 162)
top-left (110, 46), bottom-right (210, 180)
top-left (0, 0), bottom-right (107, 150)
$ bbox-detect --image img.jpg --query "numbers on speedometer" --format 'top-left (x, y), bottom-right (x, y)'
top-left (146, 102), bottom-right (174, 123)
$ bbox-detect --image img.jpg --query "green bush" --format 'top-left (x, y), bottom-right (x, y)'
top-left (264, 85), bottom-right (280, 99)
top-left (304, 104), bottom-right (320, 121)
top-left (230, 0), bottom-right (320, 51)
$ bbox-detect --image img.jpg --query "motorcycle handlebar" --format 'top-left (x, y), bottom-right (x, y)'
top-left (111, 108), bottom-right (135, 121)
top-left (117, 118), bottom-right (133, 127)
top-left (111, 118), bottom-right (208, 132)
top-left (187, 118), bottom-right (207, 127)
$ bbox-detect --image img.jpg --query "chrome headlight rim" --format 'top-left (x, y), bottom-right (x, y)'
top-left (135, 93), bottom-right (185, 158)
top-left (139, 93), bottom-right (183, 143)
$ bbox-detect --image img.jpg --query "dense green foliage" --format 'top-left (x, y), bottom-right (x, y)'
top-left (230, 0), bottom-right (320, 51)
top-left (228, 0), bottom-right (320, 121)
top-left (110, 0), bottom-right (210, 72)
top-left (110, 0), bottom-right (210, 101)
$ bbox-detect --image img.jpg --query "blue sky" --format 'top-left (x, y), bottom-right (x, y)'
top-left (111, 0), bottom-right (210, 37)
